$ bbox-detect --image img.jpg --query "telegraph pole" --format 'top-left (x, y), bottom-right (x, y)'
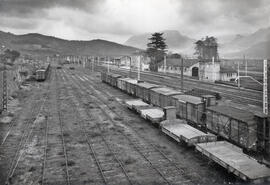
top-left (244, 54), bottom-right (247, 76)
top-left (181, 58), bottom-right (184, 92)
top-left (237, 61), bottom-right (240, 88)
top-left (137, 55), bottom-right (141, 81)
top-left (263, 59), bottom-right (268, 115)
top-left (92, 56), bottom-right (94, 72)
top-left (164, 55), bottom-right (166, 74)
top-left (2, 62), bottom-right (7, 111)
top-left (1, 45), bottom-right (7, 112)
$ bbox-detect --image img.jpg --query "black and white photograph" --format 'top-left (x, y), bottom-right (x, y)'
top-left (0, 0), bottom-right (269, 184)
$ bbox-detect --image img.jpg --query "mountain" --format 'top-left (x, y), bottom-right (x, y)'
top-left (220, 27), bottom-right (270, 56)
top-left (224, 40), bottom-right (270, 59)
top-left (0, 31), bottom-right (139, 58)
top-left (124, 30), bottom-right (195, 53)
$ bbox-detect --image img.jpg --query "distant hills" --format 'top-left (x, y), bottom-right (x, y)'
top-left (125, 28), bottom-right (270, 59)
top-left (1, 26), bottom-right (269, 59)
top-left (124, 30), bottom-right (195, 54)
top-left (220, 27), bottom-right (270, 58)
top-left (0, 31), bottom-right (139, 58)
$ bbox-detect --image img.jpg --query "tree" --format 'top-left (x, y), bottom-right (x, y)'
top-left (146, 32), bottom-right (167, 71)
top-left (1, 49), bottom-right (20, 65)
top-left (194, 36), bottom-right (218, 61)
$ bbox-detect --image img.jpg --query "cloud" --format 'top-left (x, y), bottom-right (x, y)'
top-left (0, 0), bottom-right (103, 17)
top-left (0, 0), bottom-right (269, 43)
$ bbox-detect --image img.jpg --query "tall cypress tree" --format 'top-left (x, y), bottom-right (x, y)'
top-left (146, 32), bottom-right (167, 71)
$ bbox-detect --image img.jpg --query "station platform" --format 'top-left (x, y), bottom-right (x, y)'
top-left (161, 119), bottom-right (217, 146)
top-left (125, 99), bottom-right (150, 112)
top-left (139, 108), bottom-right (164, 124)
top-left (196, 141), bottom-right (270, 183)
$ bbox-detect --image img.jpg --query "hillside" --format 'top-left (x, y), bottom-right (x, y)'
top-left (220, 27), bottom-right (270, 57)
top-left (124, 30), bottom-right (195, 53)
top-left (224, 40), bottom-right (270, 59)
top-left (0, 31), bottom-right (139, 57)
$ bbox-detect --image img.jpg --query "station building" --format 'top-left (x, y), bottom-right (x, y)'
top-left (158, 58), bottom-right (237, 82)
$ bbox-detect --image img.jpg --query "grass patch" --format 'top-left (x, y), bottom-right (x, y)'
top-left (108, 97), bottom-right (114, 102)
top-left (114, 117), bottom-right (123, 121)
top-left (124, 156), bottom-right (136, 165)
top-left (63, 133), bottom-right (69, 137)
top-left (91, 132), bottom-right (101, 138)
top-left (67, 160), bottom-right (76, 166)
top-left (28, 167), bottom-right (36, 172)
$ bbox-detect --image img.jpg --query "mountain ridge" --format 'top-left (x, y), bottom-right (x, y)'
top-left (0, 30), bottom-right (139, 58)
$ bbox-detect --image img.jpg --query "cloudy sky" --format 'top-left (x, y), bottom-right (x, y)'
top-left (0, 0), bottom-right (270, 43)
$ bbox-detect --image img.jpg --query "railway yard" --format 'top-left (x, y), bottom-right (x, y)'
top-left (0, 65), bottom-right (269, 185)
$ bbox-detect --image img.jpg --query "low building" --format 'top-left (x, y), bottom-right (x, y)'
top-left (158, 58), bottom-right (237, 82)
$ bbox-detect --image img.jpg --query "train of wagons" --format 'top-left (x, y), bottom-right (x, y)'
top-left (101, 71), bottom-right (270, 153)
top-left (36, 63), bottom-right (50, 81)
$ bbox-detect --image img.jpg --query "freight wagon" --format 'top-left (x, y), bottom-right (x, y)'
top-left (149, 87), bottom-right (182, 108)
top-left (170, 94), bottom-right (205, 127)
top-left (36, 63), bottom-right (50, 81)
top-left (135, 82), bottom-right (161, 103)
top-left (100, 72), bottom-right (267, 152)
top-left (205, 105), bottom-right (257, 150)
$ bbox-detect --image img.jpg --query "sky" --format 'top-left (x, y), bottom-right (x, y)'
top-left (0, 0), bottom-right (270, 43)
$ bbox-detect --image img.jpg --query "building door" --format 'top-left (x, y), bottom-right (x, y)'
top-left (192, 67), bottom-right (199, 77)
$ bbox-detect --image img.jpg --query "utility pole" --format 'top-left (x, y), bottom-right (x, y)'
top-left (137, 55), bottom-right (140, 81)
top-left (237, 61), bottom-right (240, 88)
top-left (128, 56), bottom-right (132, 78)
top-left (263, 59), bottom-right (268, 115)
top-left (107, 56), bottom-right (109, 73)
top-left (244, 54), bottom-right (247, 76)
top-left (164, 55), bottom-right (166, 74)
top-left (92, 56), bottom-right (94, 72)
top-left (2, 62), bottom-right (7, 111)
top-left (212, 56), bottom-right (216, 81)
top-left (1, 45), bottom-right (7, 112)
top-left (181, 58), bottom-right (184, 92)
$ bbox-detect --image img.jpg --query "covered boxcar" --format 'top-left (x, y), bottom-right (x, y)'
top-left (149, 87), bottom-right (182, 108)
top-left (135, 82), bottom-right (161, 103)
top-left (36, 69), bottom-right (47, 81)
top-left (108, 73), bottom-right (122, 87)
top-left (171, 95), bottom-right (204, 126)
top-left (205, 105), bottom-right (257, 150)
top-left (126, 79), bottom-right (139, 95)
top-left (117, 77), bottom-right (130, 91)
top-left (101, 72), bottom-right (107, 83)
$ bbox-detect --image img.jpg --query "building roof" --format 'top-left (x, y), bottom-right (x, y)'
top-left (207, 105), bottom-right (256, 126)
top-left (158, 58), bottom-right (198, 68)
top-left (220, 66), bottom-right (237, 73)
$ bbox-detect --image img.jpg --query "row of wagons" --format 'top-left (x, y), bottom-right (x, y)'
top-left (101, 72), bottom-right (262, 151)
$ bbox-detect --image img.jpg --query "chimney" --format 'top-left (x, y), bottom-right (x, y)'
top-left (163, 106), bottom-right (176, 120)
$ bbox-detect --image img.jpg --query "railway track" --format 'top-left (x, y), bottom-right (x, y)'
top-left (61, 71), bottom-right (134, 185)
top-left (40, 70), bottom-right (71, 185)
top-left (62, 69), bottom-right (196, 184)
top-left (0, 90), bottom-right (48, 185)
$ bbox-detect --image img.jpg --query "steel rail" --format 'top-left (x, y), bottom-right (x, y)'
top-left (61, 72), bottom-right (134, 185)
top-left (63, 69), bottom-right (193, 184)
